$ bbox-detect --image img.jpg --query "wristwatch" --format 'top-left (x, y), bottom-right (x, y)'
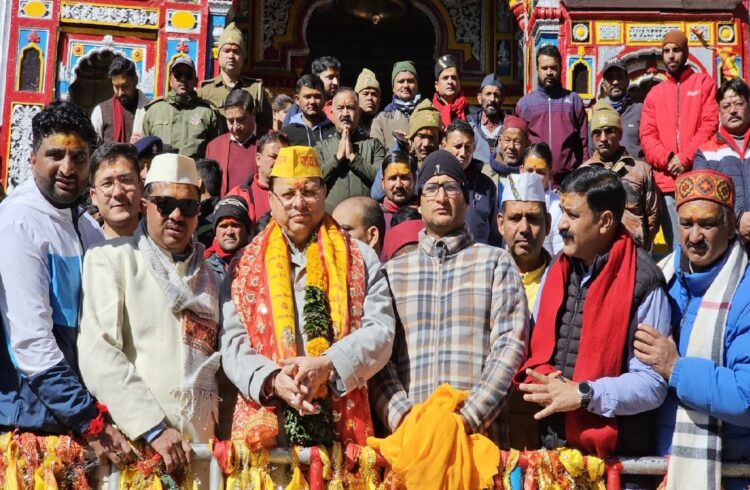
top-left (577, 381), bottom-right (594, 409)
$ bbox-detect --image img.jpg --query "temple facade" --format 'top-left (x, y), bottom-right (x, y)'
top-left (1, 0), bottom-right (747, 191)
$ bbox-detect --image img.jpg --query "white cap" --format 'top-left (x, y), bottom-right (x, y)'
top-left (501, 173), bottom-right (546, 204)
top-left (145, 154), bottom-right (200, 187)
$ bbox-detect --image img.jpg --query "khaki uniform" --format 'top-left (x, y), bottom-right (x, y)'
top-left (142, 91), bottom-right (220, 159)
top-left (198, 75), bottom-right (272, 129)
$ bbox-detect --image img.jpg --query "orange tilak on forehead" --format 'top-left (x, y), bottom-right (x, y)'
top-left (51, 133), bottom-right (86, 149)
top-left (523, 156), bottom-right (549, 171)
top-left (678, 200), bottom-right (723, 221)
top-left (111, 75), bottom-right (128, 85)
top-left (384, 163), bottom-right (412, 179)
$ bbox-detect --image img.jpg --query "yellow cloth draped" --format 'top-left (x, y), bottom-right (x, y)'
top-left (367, 384), bottom-right (500, 490)
top-left (521, 260), bottom-right (547, 311)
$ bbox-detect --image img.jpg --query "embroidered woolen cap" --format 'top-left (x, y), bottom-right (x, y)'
top-left (355, 68), bottom-right (380, 93)
top-left (501, 173), bottom-right (546, 205)
top-left (219, 22), bottom-right (245, 55)
top-left (675, 169), bottom-right (734, 210)
top-left (213, 195), bottom-right (252, 233)
top-left (434, 54), bottom-right (458, 79)
top-left (417, 150), bottom-right (466, 191)
top-left (408, 99), bottom-right (443, 139)
top-left (590, 99), bottom-right (622, 131)
top-left (270, 146), bottom-right (323, 179)
top-left (145, 154), bottom-right (200, 187)
top-left (392, 60), bottom-right (418, 84)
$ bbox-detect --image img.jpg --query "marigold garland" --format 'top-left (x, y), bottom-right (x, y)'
top-left (282, 234), bottom-right (337, 447)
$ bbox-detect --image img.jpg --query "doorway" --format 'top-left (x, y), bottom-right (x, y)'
top-left (306, 3), bottom-right (437, 105)
top-left (69, 50), bottom-right (115, 116)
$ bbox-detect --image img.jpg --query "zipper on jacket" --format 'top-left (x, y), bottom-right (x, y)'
top-left (560, 273), bottom-right (585, 377)
top-left (676, 80), bottom-right (680, 150)
top-left (548, 97), bottom-right (552, 150)
top-left (431, 240), bottom-right (447, 391)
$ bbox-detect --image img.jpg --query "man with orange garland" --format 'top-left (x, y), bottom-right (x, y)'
top-left (219, 146), bottom-right (395, 485)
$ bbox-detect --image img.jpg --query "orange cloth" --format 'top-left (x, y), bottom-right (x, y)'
top-left (367, 384), bottom-right (500, 490)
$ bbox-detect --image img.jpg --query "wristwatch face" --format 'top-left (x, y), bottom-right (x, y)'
top-left (578, 381), bottom-right (593, 400)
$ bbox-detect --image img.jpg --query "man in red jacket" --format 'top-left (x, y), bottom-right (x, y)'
top-left (640, 29), bottom-right (718, 251)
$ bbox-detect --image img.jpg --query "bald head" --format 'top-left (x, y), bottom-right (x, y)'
top-left (332, 196), bottom-right (385, 254)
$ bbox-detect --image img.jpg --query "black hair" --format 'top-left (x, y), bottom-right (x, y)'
top-left (445, 120), bottom-right (475, 141)
top-left (311, 56), bottom-right (341, 76)
top-left (295, 74), bottom-right (325, 95)
top-left (391, 205), bottom-right (422, 228)
top-left (717, 77), bottom-right (750, 103)
top-left (195, 158), bottom-right (222, 197)
top-left (108, 55), bottom-right (137, 79)
top-left (560, 165), bottom-right (626, 223)
top-left (381, 150), bottom-right (416, 174)
top-left (256, 211), bottom-right (273, 232)
top-left (224, 88), bottom-right (255, 113)
top-left (257, 130), bottom-right (290, 154)
top-left (524, 142), bottom-right (553, 168)
top-left (32, 101), bottom-right (97, 153)
top-left (272, 93), bottom-right (294, 112)
top-left (89, 142), bottom-right (139, 185)
top-left (536, 44), bottom-right (562, 66)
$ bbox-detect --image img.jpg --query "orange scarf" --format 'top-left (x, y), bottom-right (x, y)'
top-left (229, 216), bottom-right (373, 449)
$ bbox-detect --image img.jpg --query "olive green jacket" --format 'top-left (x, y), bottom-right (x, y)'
top-left (198, 76), bottom-right (272, 129)
top-left (142, 91), bottom-right (220, 159)
top-left (315, 132), bottom-right (386, 213)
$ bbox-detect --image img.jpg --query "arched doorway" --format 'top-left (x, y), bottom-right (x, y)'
top-left (69, 50), bottom-right (116, 116)
top-left (306, 3), bottom-right (437, 104)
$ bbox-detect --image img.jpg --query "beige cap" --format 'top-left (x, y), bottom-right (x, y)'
top-left (355, 68), bottom-right (380, 93)
top-left (145, 154), bottom-right (200, 187)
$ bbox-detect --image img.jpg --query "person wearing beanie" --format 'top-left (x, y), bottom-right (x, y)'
top-left (371, 149), bottom-right (527, 449)
top-left (371, 60), bottom-right (422, 150)
top-left (204, 195), bottom-right (253, 281)
top-left (432, 54), bottom-right (470, 127)
top-left (198, 22), bottom-right (272, 128)
top-left (640, 28), bottom-right (718, 253)
top-left (79, 153), bottom-right (220, 484)
top-left (143, 56), bottom-right (220, 159)
top-left (595, 59), bottom-right (644, 159)
top-left (370, 98), bottom-right (442, 202)
top-left (354, 68), bottom-right (381, 138)
top-left (468, 73), bottom-right (506, 168)
top-left (583, 99), bottom-right (659, 249)
top-left (515, 44), bottom-right (589, 188)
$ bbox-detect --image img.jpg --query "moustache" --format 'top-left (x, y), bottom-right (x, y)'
top-left (560, 230), bottom-right (574, 241)
top-left (339, 116), bottom-right (353, 124)
top-left (686, 240), bottom-right (707, 251)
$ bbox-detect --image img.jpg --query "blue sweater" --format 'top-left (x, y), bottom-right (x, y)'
top-left (658, 245), bottom-right (750, 486)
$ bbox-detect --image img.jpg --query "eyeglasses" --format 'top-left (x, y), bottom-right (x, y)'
top-left (146, 196), bottom-right (200, 218)
top-left (421, 181), bottom-right (463, 198)
top-left (95, 175), bottom-right (139, 197)
top-left (591, 127), bottom-right (618, 137)
top-left (270, 186), bottom-right (323, 207)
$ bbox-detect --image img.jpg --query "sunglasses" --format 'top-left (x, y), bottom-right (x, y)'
top-left (146, 196), bottom-right (200, 217)
top-left (592, 127), bottom-right (618, 137)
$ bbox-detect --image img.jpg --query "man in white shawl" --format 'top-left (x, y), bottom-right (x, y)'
top-left (79, 153), bottom-right (220, 484)
top-left (635, 169), bottom-right (750, 490)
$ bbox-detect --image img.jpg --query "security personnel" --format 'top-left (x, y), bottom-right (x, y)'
top-left (142, 56), bottom-right (219, 159)
top-left (198, 22), bottom-right (272, 128)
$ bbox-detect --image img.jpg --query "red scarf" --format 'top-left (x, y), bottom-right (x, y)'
top-left (203, 238), bottom-right (234, 267)
top-left (112, 96), bottom-right (127, 143)
top-left (432, 92), bottom-right (468, 127)
top-left (382, 197), bottom-right (400, 213)
top-left (515, 230), bottom-right (636, 457)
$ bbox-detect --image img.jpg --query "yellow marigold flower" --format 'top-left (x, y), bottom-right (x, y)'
top-left (306, 337), bottom-right (330, 357)
top-left (305, 242), bottom-right (326, 288)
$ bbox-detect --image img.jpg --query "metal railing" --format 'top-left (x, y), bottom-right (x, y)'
top-left (104, 444), bottom-right (750, 489)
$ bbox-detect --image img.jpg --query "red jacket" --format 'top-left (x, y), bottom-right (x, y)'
top-left (640, 67), bottom-right (718, 193)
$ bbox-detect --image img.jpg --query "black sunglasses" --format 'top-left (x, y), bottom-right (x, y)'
top-left (146, 196), bottom-right (200, 218)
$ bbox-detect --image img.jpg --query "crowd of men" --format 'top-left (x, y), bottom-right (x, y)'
top-left (0, 23), bottom-right (749, 490)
